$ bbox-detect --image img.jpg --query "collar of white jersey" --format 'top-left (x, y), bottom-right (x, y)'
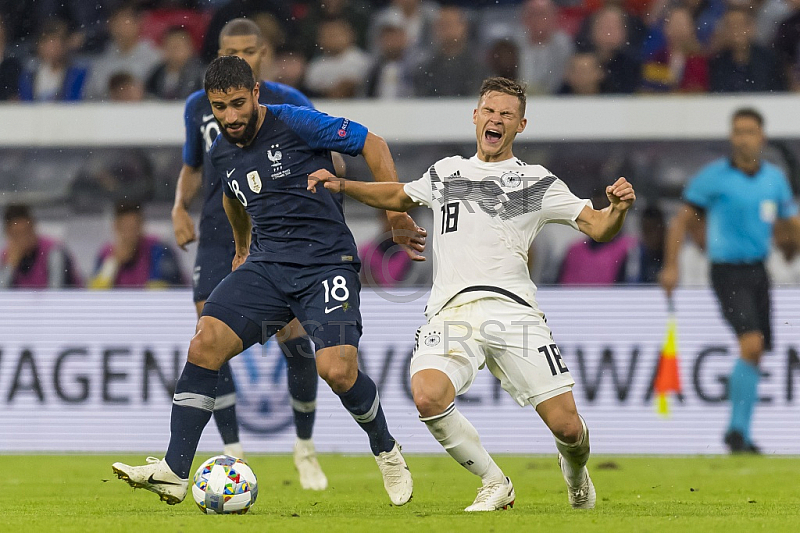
top-left (469, 155), bottom-right (521, 167)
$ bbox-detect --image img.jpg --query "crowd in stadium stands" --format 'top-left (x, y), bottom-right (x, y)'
top-left (1, 0), bottom-right (800, 101)
top-left (4, 198), bottom-right (800, 289)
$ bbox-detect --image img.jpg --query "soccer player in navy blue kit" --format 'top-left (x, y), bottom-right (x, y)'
top-left (170, 18), bottom-right (327, 490)
top-left (113, 55), bottom-right (419, 507)
top-left (660, 108), bottom-right (800, 453)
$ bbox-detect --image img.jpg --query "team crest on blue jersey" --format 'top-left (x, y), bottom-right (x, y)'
top-left (247, 170), bottom-right (262, 193)
top-left (267, 145), bottom-right (282, 167)
top-left (501, 171), bottom-right (522, 188)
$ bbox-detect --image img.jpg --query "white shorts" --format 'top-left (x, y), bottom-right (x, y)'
top-left (410, 296), bottom-right (574, 408)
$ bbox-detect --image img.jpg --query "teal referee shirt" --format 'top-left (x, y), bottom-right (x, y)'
top-left (683, 158), bottom-right (798, 264)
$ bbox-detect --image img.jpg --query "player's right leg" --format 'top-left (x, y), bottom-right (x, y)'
top-left (411, 317), bottom-right (512, 512)
top-left (112, 315), bottom-right (243, 504)
top-left (536, 392), bottom-right (595, 509)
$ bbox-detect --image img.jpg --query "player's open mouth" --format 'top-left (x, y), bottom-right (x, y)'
top-left (485, 129), bottom-right (502, 145)
top-left (227, 124), bottom-right (244, 133)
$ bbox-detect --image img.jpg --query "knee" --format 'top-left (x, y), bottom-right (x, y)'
top-left (188, 327), bottom-right (225, 370)
top-left (318, 361), bottom-right (356, 394)
top-left (412, 373), bottom-right (454, 419)
top-left (551, 415), bottom-right (584, 445)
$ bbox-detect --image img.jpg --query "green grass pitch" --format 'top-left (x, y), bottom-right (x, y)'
top-left (4, 454), bottom-right (799, 533)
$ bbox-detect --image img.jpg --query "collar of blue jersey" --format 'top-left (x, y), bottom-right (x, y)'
top-left (728, 157), bottom-right (762, 177)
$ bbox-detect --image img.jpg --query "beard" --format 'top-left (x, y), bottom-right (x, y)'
top-left (220, 107), bottom-right (260, 145)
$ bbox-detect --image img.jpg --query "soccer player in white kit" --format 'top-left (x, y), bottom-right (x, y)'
top-left (308, 77), bottom-right (636, 511)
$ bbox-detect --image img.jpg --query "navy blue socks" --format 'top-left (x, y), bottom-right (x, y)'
top-left (281, 336), bottom-right (318, 440)
top-left (165, 362), bottom-right (219, 479)
top-left (337, 371), bottom-right (394, 455)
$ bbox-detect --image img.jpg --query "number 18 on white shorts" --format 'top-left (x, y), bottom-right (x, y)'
top-left (410, 296), bottom-right (575, 408)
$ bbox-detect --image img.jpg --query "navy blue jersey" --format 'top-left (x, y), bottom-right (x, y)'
top-left (182, 81), bottom-right (313, 244)
top-left (208, 104), bottom-right (368, 266)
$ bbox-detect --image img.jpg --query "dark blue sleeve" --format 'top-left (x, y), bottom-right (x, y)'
top-left (182, 91), bottom-right (205, 167)
top-left (268, 104), bottom-right (368, 156)
top-left (264, 81), bottom-right (314, 108)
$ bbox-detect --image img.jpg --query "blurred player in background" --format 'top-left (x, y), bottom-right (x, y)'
top-left (660, 108), bottom-right (800, 453)
top-left (113, 55), bottom-right (424, 507)
top-left (308, 77), bottom-right (636, 511)
top-left (170, 18), bottom-right (325, 489)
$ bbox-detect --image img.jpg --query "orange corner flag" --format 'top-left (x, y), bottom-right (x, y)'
top-left (654, 311), bottom-right (682, 417)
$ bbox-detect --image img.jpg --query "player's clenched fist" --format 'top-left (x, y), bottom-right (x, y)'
top-left (606, 177), bottom-right (636, 210)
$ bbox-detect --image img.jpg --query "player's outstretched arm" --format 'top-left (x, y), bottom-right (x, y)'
top-left (172, 164), bottom-right (202, 250)
top-left (576, 177), bottom-right (636, 243)
top-left (308, 169), bottom-right (418, 212)
top-left (222, 195), bottom-right (251, 270)
top-left (361, 132), bottom-right (427, 261)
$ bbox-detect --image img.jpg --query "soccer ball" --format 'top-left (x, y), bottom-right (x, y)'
top-left (192, 455), bottom-right (258, 514)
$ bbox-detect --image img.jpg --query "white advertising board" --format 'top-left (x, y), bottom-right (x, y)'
top-left (1, 288), bottom-right (799, 455)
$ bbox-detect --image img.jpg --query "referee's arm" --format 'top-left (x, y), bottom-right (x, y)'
top-left (660, 203), bottom-right (704, 295)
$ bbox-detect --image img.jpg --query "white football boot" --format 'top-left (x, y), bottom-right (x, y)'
top-left (223, 442), bottom-right (245, 460)
top-left (293, 438), bottom-right (328, 490)
top-left (464, 477), bottom-right (515, 512)
top-left (374, 442), bottom-right (413, 505)
top-left (558, 454), bottom-right (596, 509)
top-left (112, 457), bottom-right (188, 505)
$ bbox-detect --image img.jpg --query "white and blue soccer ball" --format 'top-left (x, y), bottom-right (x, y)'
top-left (192, 455), bottom-right (258, 514)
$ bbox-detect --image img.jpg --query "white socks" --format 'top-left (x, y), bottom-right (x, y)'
top-left (554, 416), bottom-right (590, 487)
top-left (421, 403), bottom-right (505, 485)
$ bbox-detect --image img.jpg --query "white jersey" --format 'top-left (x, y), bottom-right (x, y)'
top-left (404, 155), bottom-right (591, 319)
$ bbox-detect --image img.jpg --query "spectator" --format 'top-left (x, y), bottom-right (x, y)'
top-left (710, 6), bottom-right (786, 93)
top-left (19, 18), bottom-right (88, 102)
top-left (145, 26), bottom-right (204, 100)
top-left (485, 38), bottom-right (519, 81)
top-left (558, 52), bottom-right (604, 95)
top-left (0, 15), bottom-right (21, 100)
top-left (516, 0), bottom-right (574, 95)
top-left (413, 6), bottom-right (485, 97)
top-left (588, 6), bottom-right (642, 94)
top-left (370, 0), bottom-right (439, 57)
top-left (86, 2), bottom-right (162, 100)
top-left (304, 18), bottom-right (371, 98)
top-left (295, 0), bottom-right (373, 60)
top-left (271, 47), bottom-right (308, 90)
top-left (754, 0), bottom-right (791, 46)
top-left (558, 190), bottom-right (638, 284)
top-left (90, 203), bottom-right (185, 289)
top-left (0, 204), bottom-right (81, 288)
top-left (108, 71), bottom-right (145, 102)
top-left (627, 205), bottom-right (666, 283)
top-left (774, 0), bottom-right (800, 89)
top-left (641, 7), bottom-right (709, 93)
top-left (364, 12), bottom-right (414, 98)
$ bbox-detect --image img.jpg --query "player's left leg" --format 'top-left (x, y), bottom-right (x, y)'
top-left (276, 318), bottom-right (327, 490)
top-left (293, 263), bottom-right (411, 505)
top-left (316, 343), bottom-right (412, 505)
top-left (536, 392), bottom-right (595, 510)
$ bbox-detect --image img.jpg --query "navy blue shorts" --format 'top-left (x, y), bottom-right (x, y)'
top-left (202, 260), bottom-right (362, 351)
top-left (192, 241), bottom-right (235, 303)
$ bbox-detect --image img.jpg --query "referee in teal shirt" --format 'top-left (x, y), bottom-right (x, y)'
top-left (660, 108), bottom-right (800, 453)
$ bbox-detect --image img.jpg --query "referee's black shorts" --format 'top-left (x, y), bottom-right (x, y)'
top-left (710, 262), bottom-right (772, 350)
